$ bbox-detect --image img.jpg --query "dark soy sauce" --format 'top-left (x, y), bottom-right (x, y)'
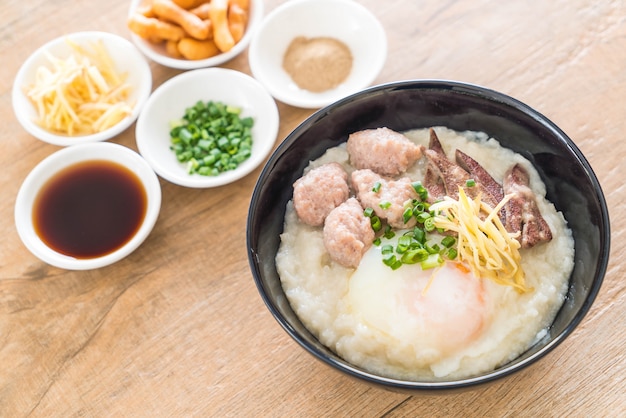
top-left (33, 160), bottom-right (147, 259)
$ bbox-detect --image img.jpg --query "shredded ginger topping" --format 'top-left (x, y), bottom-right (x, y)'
top-left (430, 187), bottom-right (530, 293)
top-left (25, 39), bottom-right (134, 136)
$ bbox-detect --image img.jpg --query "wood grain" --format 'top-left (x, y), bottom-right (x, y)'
top-left (1, 0), bottom-right (624, 416)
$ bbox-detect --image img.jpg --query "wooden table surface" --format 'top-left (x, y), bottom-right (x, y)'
top-left (1, 0), bottom-right (624, 416)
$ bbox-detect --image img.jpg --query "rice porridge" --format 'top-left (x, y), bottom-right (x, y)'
top-left (276, 127), bottom-right (574, 381)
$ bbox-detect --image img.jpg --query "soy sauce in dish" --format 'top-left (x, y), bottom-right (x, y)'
top-left (33, 160), bottom-right (147, 259)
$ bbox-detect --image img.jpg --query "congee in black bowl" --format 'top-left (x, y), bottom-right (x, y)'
top-left (246, 80), bottom-right (610, 392)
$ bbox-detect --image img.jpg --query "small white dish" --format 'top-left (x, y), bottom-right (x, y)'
top-left (248, 0), bottom-right (387, 109)
top-left (127, 0), bottom-right (263, 70)
top-left (14, 142), bottom-right (162, 270)
top-left (12, 31), bottom-right (152, 147)
top-left (135, 68), bottom-right (279, 188)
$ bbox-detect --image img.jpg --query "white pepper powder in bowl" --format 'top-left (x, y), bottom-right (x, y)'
top-left (283, 36), bottom-right (353, 93)
top-left (248, 0), bottom-right (387, 108)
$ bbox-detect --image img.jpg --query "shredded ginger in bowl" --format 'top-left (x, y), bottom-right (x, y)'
top-left (25, 39), bottom-right (134, 136)
top-left (431, 187), bottom-right (529, 293)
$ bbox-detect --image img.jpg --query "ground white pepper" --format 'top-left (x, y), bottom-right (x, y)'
top-left (282, 36), bottom-right (353, 93)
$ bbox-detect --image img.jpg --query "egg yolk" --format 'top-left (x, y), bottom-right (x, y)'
top-left (348, 244), bottom-right (491, 359)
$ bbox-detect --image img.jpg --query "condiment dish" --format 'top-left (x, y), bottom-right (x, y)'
top-left (247, 80), bottom-right (610, 392)
top-left (127, 0), bottom-right (263, 70)
top-left (15, 142), bottom-right (161, 270)
top-left (12, 31), bottom-right (152, 147)
top-left (248, 0), bottom-right (387, 109)
top-left (135, 68), bottom-right (279, 188)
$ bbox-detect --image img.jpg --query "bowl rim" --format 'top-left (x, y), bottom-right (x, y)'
top-left (247, 79), bottom-right (611, 391)
top-left (11, 30), bottom-right (152, 146)
top-left (14, 142), bottom-right (162, 270)
top-left (248, 0), bottom-right (387, 109)
top-left (127, 0), bottom-right (264, 70)
top-left (135, 67), bottom-right (280, 188)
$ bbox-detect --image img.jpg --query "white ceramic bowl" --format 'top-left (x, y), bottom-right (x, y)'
top-left (248, 0), bottom-right (387, 109)
top-left (128, 0), bottom-right (263, 70)
top-left (15, 142), bottom-right (162, 270)
top-left (135, 68), bottom-right (279, 188)
top-left (12, 31), bottom-right (152, 147)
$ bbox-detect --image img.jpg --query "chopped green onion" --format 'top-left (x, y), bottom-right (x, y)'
top-left (412, 181), bottom-right (429, 201)
top-left (364, 207), bottom-right (374, 218)
top-left (402, 207), bottom-right (413, 224)
top-left (413, 227), bottom-right (426, 244)
top-left (466, 178), bottom-right (476, 187)
top-left (383, 254), bottom-right (402, 270)
top-left (370, 215), bottom-right (382, 232)
top-left (396, 235), bottom-right (412, 254)
top-left (421, 253), bottom-right (444, 270)
top-left (416, 212), bottom-right (431, 224)
top-left (371, 179), bottom-right (461, 270)
top-left (414, 202), bottom-right (428, 213)
top-left (441, 235), bottom-right (456, 248)
top-left (401, 248), bottom-right (429, 264)
top-left (168, 100), bottom-right (254, 176)
top-left (372, 182), bottom-right (381, 193)
top-left (381, 244), bottom-right (394, 254)
top-left (425, 241), bottom-right (441, 254)
top-left (423, 217), bottom-right (436, 232)
top-left (383, 225), bottom-right (395, 239)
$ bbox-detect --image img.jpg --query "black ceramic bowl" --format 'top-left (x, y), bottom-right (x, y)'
top-left (246, 80), bottom-right (610, 392)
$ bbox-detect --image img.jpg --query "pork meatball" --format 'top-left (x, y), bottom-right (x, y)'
top-left (351, 169), bottom-right (418, 229)
top-left (292, 162), bottom-right (349, 226)
top-left (323, 198), bottom-right (375, 268)
top-left (346, 127), bottom-right (421, 177)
